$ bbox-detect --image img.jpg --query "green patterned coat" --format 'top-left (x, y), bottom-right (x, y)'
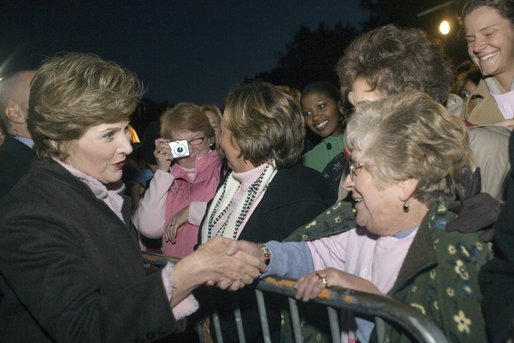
top-left (282, 201), bottom-right (492, 343)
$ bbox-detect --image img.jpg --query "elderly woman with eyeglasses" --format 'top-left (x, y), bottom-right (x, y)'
top-left (231, 91), bottom-right (492, 343)
top-left (133, 103), bottom-right (223, 258)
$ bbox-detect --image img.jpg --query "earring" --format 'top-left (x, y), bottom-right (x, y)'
top-left (209, 143), bottom-right (216, 150)
top-left (403, 202), bottom-right (410, 213)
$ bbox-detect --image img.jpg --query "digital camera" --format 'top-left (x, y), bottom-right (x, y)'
top-left (168, 140), bottom-right (190, 158)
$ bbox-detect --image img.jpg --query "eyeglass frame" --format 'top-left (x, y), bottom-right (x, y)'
top-left (346, 161), bottom-right (367, 181)
top-left (174, 136), bottom-right (205, 146)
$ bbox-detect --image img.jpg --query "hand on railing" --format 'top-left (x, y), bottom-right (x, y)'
top-left (295, 268), bottom-right (381, 301)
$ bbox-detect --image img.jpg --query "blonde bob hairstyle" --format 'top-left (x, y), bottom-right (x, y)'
top-left (160, 102), bottom-right (215, 143)
top-left (345, 90), bottom-right (473, 205)
top-left (223, 81), bottom-right (305, 169)
top-left (28, 53), bottom-right (144, 160)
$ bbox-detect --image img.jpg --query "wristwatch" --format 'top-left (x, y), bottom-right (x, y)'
top-left (258, 243), bottom-right (271, 266)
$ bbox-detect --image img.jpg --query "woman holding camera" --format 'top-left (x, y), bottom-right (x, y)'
top-left (133, 103), bottom-right (223, 258)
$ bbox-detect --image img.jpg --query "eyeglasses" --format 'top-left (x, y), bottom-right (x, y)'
top-left (187, 136), bottom-right (205, 146)
top-left (345, 161), bottom-right (367, 181)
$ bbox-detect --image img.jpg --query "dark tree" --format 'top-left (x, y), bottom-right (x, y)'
top-left (130, 98), bottom-right (171, 137)
top-left (255, 22), bottom-right (358, 91)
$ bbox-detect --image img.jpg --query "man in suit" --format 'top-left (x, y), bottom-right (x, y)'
top-left (0, 70), bottom-right (35, 199)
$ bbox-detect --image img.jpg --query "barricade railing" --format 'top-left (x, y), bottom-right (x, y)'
top-left (142, 251), bottom-right (449, 343)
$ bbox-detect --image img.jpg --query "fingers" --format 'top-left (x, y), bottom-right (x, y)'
top-left (228, 280), bottom-right (245, 291)
top-left (194, 237), bottom-right (263, 290)
top-left (164, 221), bottom-right (176, 243)
top-left (201, 318), bottom-right (211, 335)
top-left (295, 272), bottom-right (327, 302)
top-left (225, 239), bottom-right (259, 257)
top-left (164, 215), bottom-right (187, 243)
top-left (232, 249), bottom-right (267, 275)
top-left (154, 138), bottom-right (173, 170)
top-left (215, 278), bottom-right (233, 290)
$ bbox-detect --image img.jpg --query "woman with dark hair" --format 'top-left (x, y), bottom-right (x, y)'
top-left (300, 81), bottom-right (346, 194)
top-left (461, 0), bottom-right (514, 129)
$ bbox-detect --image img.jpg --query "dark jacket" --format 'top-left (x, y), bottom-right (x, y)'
top-left (480, 132), bottom-right (514, 343)
top-left (0, 159), bottom-right (177, 342)
top-left (283, 201), bottom-right (492, 343)
top-left (198, 164), bottom-right (336, 343)
top-left (0, 135), bottom-right (34, 199)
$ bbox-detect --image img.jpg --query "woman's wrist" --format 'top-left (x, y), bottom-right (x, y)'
top-left (257, 243), bottom-right (270, 266)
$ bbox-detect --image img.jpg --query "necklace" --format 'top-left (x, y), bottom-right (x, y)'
top-left (201, 163), bottom-right (277, 242)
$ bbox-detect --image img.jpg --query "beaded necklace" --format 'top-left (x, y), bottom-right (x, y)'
top-left (201, 163), bottom-right (277, 242)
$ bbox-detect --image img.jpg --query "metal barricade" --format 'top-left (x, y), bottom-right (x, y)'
top-left (142, 252), bottom-right (449, 343)
top-left (254, 276), bottom-right (448, 343)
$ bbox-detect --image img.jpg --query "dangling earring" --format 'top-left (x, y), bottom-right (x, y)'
top-left (403, 202), bottom-right (410, 213)
top-left (209, 142), bottom-right (216, 150)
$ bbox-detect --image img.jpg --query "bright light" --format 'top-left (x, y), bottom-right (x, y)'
top-left (439, 20), bottom-right (450, 35)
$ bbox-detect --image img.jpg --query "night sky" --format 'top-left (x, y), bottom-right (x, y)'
top-left (1, 1), bottom-right (367, 106)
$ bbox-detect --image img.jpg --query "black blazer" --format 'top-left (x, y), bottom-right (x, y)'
top-left (197, 164), bottom-right (336, 342)
top-left (0, 159), bottom-right (177, 342)
top-left (480, 133), bottom-right (514, 343)
top-left (0, 135), bottom-right (34, 199)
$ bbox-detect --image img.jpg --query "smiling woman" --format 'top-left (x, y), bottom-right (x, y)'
top-left (65, 121), bottom-right (133, 184)
top-left (461, 0), bottom-right (514, 127)
top-left (231, 90), bottom-right (492, 343)
top-left (300, 81), bottom-right (345, 173)
top-left (0, 53), bottom-right (266, 342)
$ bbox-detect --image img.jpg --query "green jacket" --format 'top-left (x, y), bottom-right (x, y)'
top-left (283, 201), bottom-right (492, 342)
top-left (301, 135), bottom-right (345, 172)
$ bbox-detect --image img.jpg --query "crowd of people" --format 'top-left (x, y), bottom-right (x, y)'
top-left (0, 0), bottom-right (513, 342)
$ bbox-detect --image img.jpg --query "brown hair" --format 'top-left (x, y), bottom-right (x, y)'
top-left (160, 102), bottom-right (214, 143)
top-left (337, 24), bottom-right (453, 106)
top-left (223, 81), bottom-right (305, 169)
top-left (462, 0), bottom-right (514, 24)
top-left (28, 53), bottom-right (144, 159)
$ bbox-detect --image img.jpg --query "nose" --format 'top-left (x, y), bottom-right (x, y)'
top-left (472, 36), bottom-right (486, 53)
top-left (310, 111), bottom-right (319, 122)
top-left (342, 173), bottom-right (354, 191)
top-left (119, 133), bottom-right (133, 155)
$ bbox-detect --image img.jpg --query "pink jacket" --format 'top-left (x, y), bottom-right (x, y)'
top-left (133, 150), bottom-right (223, 258)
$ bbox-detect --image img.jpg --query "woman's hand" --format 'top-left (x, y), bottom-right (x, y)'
top-left (154, 138), bottom-right (173, 171)
top-left (164, 206), bottom-right (190, 243)
top-left (294, 268), bottom-right (381, 302)
top-left (494, 119), bottom-right (514, 131)
top-left (170, 237), bottom-right (266, 306)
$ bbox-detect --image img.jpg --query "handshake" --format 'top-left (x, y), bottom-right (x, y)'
top-left (173, 237), bottom-right (268, 294)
